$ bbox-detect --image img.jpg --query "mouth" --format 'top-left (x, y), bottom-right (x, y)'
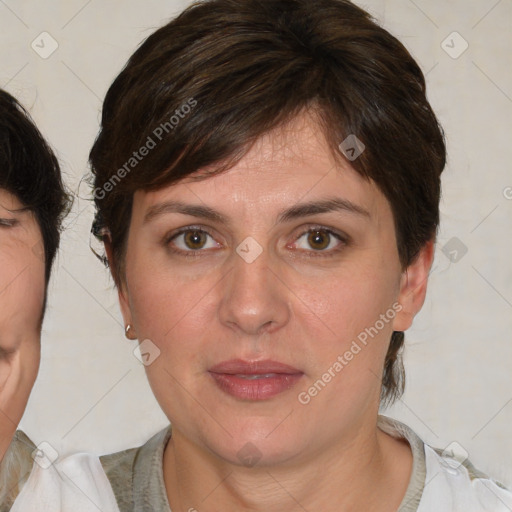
top-left (208, 359), bottom-right (304, 401)
top-left (231, 373), bottom-right (284, 380)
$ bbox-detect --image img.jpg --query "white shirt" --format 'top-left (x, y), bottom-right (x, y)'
top-left (7, 451), bottom-right (119, 512)
top-left (417, 444), bottom-right (512, 511)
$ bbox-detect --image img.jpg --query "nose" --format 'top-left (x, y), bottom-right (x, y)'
top-left (218, 241), bottom-right (290, 337)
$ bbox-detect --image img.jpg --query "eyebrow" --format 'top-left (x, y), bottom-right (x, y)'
top-left (0, 204), bottom-right (31, 215)
top-left (143, 197), bottom-right (371, 225)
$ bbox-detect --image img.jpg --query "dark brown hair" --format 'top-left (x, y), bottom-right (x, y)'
top-left (0, 89), bottom-right (71, 289)
top-left (89, 0), bottom-right (446, 405)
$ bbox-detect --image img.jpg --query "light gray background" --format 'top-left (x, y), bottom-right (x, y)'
top-left (1, 0), bottom-right (511, 486)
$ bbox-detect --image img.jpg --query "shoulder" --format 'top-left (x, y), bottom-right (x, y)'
top-left (419, 444), bottom-right (512, 511)
top-left (5, 434), bottom-right (120, 512)
top-left (99, 424), bottom-right (172, 512)
top-left (0, 430), bottom-right (37, 511)
top-left (98, 441), bottom-right (140, 510)
top-left (1, 426), bottom-right (172, 512)
top-left (378, 415), bottom-right (512, 511)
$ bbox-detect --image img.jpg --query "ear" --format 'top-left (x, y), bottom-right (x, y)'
top-left (104, 238), bottom-right (135, 337)
top-left (393, 239), bottom-right (435, 332)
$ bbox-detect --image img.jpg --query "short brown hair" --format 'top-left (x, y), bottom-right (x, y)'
top-left (89, 0), bottom-right (446, 405)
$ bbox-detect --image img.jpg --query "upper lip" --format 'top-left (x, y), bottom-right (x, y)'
top-left (209, 359), bottom-right (302, 375)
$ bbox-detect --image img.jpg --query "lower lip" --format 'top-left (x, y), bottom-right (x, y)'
top-left (209, 372), bottom-right (303, 400)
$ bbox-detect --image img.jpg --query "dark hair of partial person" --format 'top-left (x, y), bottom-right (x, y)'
top-left (88, 0), bottom-right (446, 406)
top-left (0, 89), bottom-right (71, 291)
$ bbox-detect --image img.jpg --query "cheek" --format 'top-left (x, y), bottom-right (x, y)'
top-left (299, 264), bottom-right (398, 338)
top-left (0, 244), bottom-right (46, 334)
top-left (126, 254), bottom-right (217, 362)
top-left (292, 262), bottom-right (400, 395)
top-left (126, 266), bottom-right (219, 415)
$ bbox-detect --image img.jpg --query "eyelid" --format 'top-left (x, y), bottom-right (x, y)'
top-left (165, 225), bottom-right (217, 244)
top-left (292, 224), bottom-right (349, 242)
top-left (287, 225), bottom-right (349, 255)
top-left (0, 218), bottom-right (19, 227)
top-left (165, 225), bottom-right (221, 256)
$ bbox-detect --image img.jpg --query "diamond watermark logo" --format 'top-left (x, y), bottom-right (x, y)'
top-left (338, 134), bottom-right (366, 161)
top-left (442, 237), bottom-right (468, 263)
top-left (31, 32), bottom-right (59, 59)
top-left (441, 441), bottom-right (469, 469)
top-left (31, 441), bottom-right (58, 469)
top-left (236, 236), bottom-right (263, 263)
top-left (133, 339), bottom-right (161, 366)
top-left (236, 442), bottom-right (263, 467)
top-left (441, 32), bottom-right (469, 59)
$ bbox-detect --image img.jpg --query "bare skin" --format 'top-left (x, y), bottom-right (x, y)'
top-left (0, 189), bottom-right (45, 463)
top-left (108, 110), bottom-right (433, 511)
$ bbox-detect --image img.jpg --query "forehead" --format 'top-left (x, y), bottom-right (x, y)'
top-left (134, 111), bottom-right (391, 223)
top-left (0, 188), bottom-right (24, 212)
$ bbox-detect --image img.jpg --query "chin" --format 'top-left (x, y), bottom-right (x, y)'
top-left (205, 422), bottom-right (303, 469)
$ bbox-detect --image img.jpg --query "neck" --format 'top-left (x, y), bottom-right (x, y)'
top-left (163, 416), bottom-right (413, 512)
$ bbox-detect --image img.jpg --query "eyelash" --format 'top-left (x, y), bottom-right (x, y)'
top-left (164, 225), bottom-right (349, 259)
top-left (0, 218), bottom-right (18, 228)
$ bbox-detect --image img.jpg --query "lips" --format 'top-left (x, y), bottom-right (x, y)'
top-left (209, 359), bottom-right (302, 375)
top-left (208, 359), bottom-right (304, 400)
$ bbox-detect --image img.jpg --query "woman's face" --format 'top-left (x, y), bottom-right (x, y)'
top-left (0, 188), bottom-right (45, 405)
top-left (117, 112), bottom-right (431, 466)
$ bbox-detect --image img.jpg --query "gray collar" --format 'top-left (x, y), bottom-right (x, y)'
top-left (377, 415), bottom-right (426, 511)
top-left (101, 415), bottom-right (426, 511)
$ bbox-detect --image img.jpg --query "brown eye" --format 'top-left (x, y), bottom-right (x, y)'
top-left (307, 230), bottom-right (330, 250)
top-left (292, 227), bottom-right (348, 257)
top-left (166, 227), bottom-right (220, 256)
top-left (183, 230), bottom-right (208, 250)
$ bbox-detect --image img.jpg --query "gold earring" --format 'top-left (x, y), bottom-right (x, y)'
top-left (125, 324), bottom-right (136, 340)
